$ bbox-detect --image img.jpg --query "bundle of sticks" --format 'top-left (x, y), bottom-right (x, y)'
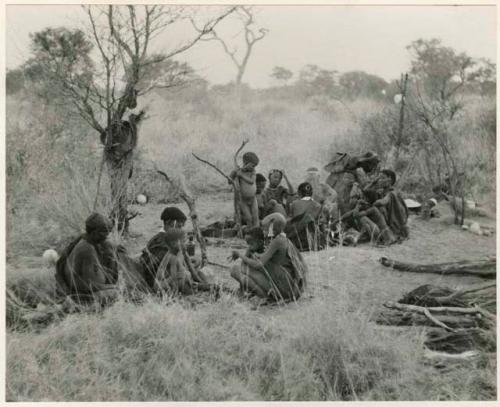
top-left (376, 281), bottom-right (496, 359)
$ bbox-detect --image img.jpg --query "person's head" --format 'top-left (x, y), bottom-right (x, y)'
top-left (268, 169), bottom-right (283, 187)
top-left (379, 169), bottom-right (396, 188)
top-left (305, 167), bottom-right (320, 184)
top-left (256, 173), bottom-right (267, 193)
top-left (298, 182), bottom-right (313, 198)
top-left (161, 207), bottom-right (187, 230)
top-left (85, 213), bottom-right (112, 243)
top-left (242, 152), bottom-right (259, 170)
top-left (163, 228), bottom-right (186, 254)
top-left (262, 212), bottom-right (287, 236)
top-left (244, 226), bottom-right (265, 253)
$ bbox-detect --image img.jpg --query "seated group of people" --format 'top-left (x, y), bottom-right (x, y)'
top-left (54, 151), bottom-right (409, 308)
top-left (55, 208), bottom-right (308, 307)
top-left (231, 150), bottom-right (409, 250)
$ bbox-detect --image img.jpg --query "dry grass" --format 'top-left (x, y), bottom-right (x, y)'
top-left (5, 83), bottom-right (496, 402)
top-left (6, 200), bottom-right (497, 401)
top-left (8, 291), bottom-right (494, 402)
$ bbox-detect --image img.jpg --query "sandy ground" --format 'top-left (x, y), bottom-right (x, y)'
top-left (120, 195), bottom-right (496, 316)
top-left (7, 193), bottom-right (496, 318)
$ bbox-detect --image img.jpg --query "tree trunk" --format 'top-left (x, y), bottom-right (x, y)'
top-left (395, 73), bottom-right (408, 164)
top-left (106, 150), bottom-right (133, 234)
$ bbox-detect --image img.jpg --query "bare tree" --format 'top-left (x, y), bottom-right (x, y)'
top-left (27, 5), bottom-right (234, 232)
top-left (193, 6), bottom-right (268, 87)
top-left (405, 39), bottom-right (477, 225)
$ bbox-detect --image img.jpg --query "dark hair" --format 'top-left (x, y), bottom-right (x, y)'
top-left (242, 152), bottom-right (259, 166)
top-left (381, 169), bottom-right (396, 186)
top-left (268, 169), bottom-right (283, 180)
top-left (160, 207), bottom-right (187, 222)
top-left (244, 226), bottom-right (265, 241)
top-left (298, 182), bottom-right (313, 197)
top-left (256, 173), bottom-right (267, 183)
top-left (85, 213), bottom-right (111, 233)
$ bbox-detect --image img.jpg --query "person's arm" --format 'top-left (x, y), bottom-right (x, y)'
top-left (281, 171), bottom-right (294, 195)
top-left (74, 247), bottom-right (113, 292)
top-left (238, 170), bottom-right (255, 185)
top-left (374, 191), bottom-right (392, 207)
top-left (233, 239), bottom-right (279, 270)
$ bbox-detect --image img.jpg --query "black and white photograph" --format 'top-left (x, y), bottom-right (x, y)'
top-left (3, 1), bottom-right (497, 402)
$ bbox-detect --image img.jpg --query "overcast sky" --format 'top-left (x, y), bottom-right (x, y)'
top-left (6, 4), bottom-right (497, 88)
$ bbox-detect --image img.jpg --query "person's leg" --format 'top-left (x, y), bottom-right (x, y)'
top-left (357, 216), bottom-right (380, 243)
top-left (250, 197), bottom-right (260, 227)
top-left (239, 199), bottom-right (253, 226)
top-left (230, 264), bottom-right (270, 298)
top-left (365, 207), bottom-right (396, 244)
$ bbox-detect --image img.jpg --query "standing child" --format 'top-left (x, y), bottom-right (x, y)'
top-left (231, 152), bottom-right (260, 227)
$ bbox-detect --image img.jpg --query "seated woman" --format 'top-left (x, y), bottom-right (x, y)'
top-left (229, 213), bottom-right (308, 302)
top-left (55, 213), bottom-right (120, 305)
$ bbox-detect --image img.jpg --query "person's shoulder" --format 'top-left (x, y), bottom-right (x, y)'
top-left (74, 238), bottom-right (94, 252)
top-left (72, 238), bottom-right (97, 260)
top-left (147, 231), bottom-right (167, 246)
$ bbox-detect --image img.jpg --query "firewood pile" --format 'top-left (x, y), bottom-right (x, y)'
top-left (376, 257), bottom-right (496, 366)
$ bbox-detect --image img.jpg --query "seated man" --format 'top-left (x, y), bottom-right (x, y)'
top-left (359, 169), bottom-right (409, 243)
top-left (324, 152), bottom-right (380, 215)
top-left (305, 167), bottom-right (339, 221)
top-left (287, 182), bottom-right (326, 251)
top-left (290, 182), bottom-right (322, 219)
top-left (140, 206), bottom-right (209, 292)
top-left (337, 189), bottom-right (383, 245)
top-left (55, 213), bottom-right (119, 305)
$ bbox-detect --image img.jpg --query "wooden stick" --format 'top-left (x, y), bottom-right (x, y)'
top-left (384, 301), bottom-right (456, 332)
top-left (157, 170), bottom-right (208, 269)
top-left (424, 349), bottom-right (480, 362)
top-left (207, 260), bottom-right (230, 270)
top-left (234, 139), bottom-right (249, 161)
top-left (423, 305), bottom-right (495, 321)
top-left (435, 281), bottom-right (496, 304)
top-left (232, 139), bottom-right (249, 238)
top-left (191, 153), bottom-right (233, 184)
top-left (379, 257), bottom-right (496, 278)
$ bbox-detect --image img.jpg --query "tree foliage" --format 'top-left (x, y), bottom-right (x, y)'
top-left (339, 71), bottom-right (388, 100)
top-left (270, 66), bottom-right (293, 85)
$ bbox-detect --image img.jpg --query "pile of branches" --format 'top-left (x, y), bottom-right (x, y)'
top-left (376, 281), bottom-right (496, 365)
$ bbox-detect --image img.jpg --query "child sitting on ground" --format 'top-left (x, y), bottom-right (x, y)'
top-left (262, 169), bottom-right (295, 217)
top-left (231, 152), bottom-right (260, 227)
top-left (256, 173), bottom-right (267, 220)
top-left (154, 229), bottom-right (194, 295)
